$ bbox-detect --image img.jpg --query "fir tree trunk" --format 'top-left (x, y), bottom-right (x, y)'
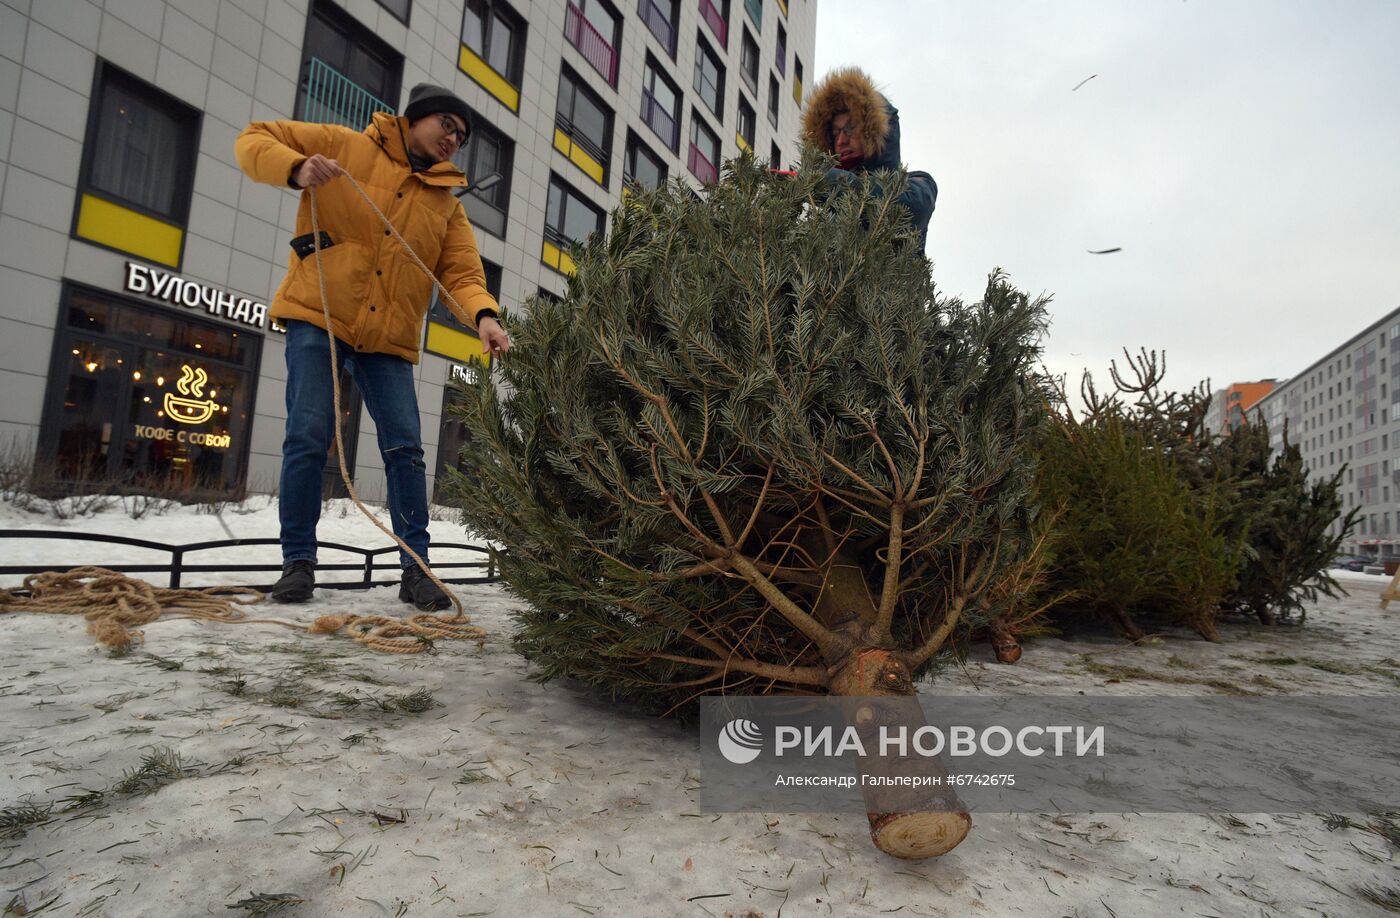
top-left (989, 617), bottom-right (1023, 664)
top-left (827, 649), bottom-right (972, 858)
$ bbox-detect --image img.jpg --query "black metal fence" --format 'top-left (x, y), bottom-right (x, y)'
top-left (0, 530), bottom-right (497, 591)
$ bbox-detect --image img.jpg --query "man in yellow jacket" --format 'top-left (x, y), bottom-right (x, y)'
top-left (235, 84), bottom-right (510, 611)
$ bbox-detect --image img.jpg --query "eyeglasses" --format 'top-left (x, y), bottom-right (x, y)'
top-left (832, 122), bottom-right (858, 139)
top-left (439, 114), bottom-right (469, 148)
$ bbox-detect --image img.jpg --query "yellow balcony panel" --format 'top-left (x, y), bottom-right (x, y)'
top-left (459, 45), bottom-right (520, 113)
top-left (76, 194), bottom-right (183, 267)
top-left (568, 144), bottom-right (605, 185)
top-left (541, 240), bottom-right (576, 276)
top-left (736, 133), bottom-right (751, 154)
top-left (425, 320), bottom-right (490, 367)
top-left (776, 0), bottom-right (788, 16)
top-left (793, 77), bottom-right (803, 106)
top-left (554, 129), bottom-right (606, 186)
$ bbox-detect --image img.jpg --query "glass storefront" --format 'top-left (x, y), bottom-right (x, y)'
top-left (39, 284), bottom-right (262, 495)
top-left (433, 362), bottom-right (482, 506)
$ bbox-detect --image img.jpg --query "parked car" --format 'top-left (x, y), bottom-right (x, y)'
top-left (1330, 554), bottom-right (1374, 572)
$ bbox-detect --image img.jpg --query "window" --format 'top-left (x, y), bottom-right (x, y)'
top-left (374, 0), bottom-right (410, 24)
top-left (452, 108), bottom-right (514, 239)
top-left (39, 284), bottom-right (262, 496)
top-left (641, 55), bottom-right (681, 151)
top-left (73, 61), bottom-right (200, 269)
top-left (297, 0), bottom-right (402, 129)
top-left (770, 141), bottom-right (781, 170)
top-left (740, 28), bottom-right (759, 93)
top-left (624, 130), bottom-right (667, 191)
top-left (793, 54), bottom-right (803, 104)
top-left (767, 73), bottom-right (779, 127)
top-left (555, 67), bottom-right (614, 186)
top-left (694, 36), bottom-right (725, 118)
top-left (700, 0), bottom-right (728, 48)
top-left (565, 0), bottom-right (620, 86)
top-left (688, 110), bottom-right (720, 183)
top-left (460, 0), bottom-right (527, 111)
top-left (775, 22), bottom-right (786, 75)
top-left (425, 258), bottom-right (502, 359)
top-left (744, 0), bottom-right (762, 31)
top-left (736, 95), bottom-right (755, 152)
top-left (543, 174), bottom-right (604, 274)
top-left (638, 0), bottom-right (679, 57)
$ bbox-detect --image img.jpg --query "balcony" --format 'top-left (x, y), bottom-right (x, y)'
top-left (638, 0), bottom-right (678, 57)
top-left (565, 2), bottom-right (619, 87)
top-left (699, 0), bottom-right (727, 48)
top-left (553, 113), bottom-right (609, 186)
top-left (688, 142), bottom-right (717, 184)
top-left (641, 89), bottom-right (678, 151)
top-left (299, 57), bottom-right (396, 130)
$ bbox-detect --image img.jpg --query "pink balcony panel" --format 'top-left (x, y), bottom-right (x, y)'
top-left (565, 3), bottom-right (619, 86)
top-left (700, 0), bottom-right (727, 48)
top-left (688, 143), bottom-right (718, 184)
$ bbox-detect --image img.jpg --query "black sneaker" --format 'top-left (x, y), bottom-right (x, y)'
top-left (400, 565), bottom-right (451, 612)
top-left (270, 560), bottom-right (316, 603)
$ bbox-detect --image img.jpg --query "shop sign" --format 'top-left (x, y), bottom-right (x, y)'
top-left (123, 262), bottom-right (281, 332)
top-left (132, 425), bottom-right (232, 449)
top-left (133, 362), bottom-right (233, 450)
top-left (163, 364), bottom-right (222, 425)
top-left (450, 363), bottom-right (481, 384)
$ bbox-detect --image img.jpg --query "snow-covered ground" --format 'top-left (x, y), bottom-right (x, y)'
top-left (1, 498), bottom-right (1398, 917)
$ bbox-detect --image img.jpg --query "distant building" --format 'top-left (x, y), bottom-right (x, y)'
top-left (1207, 380), bottom-right (1277, 435)
top-left (1254, 306), bottom-right (1400, 562)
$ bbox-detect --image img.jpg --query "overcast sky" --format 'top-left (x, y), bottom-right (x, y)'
top-left (813, 1), bottom-right (1400, 396)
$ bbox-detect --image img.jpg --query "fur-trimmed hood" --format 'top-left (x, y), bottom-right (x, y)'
top-left (800, 67), bottom-right (901, 171)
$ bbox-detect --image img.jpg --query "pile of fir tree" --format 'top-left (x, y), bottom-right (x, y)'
top-left (444, 154), bottom-right (1049, 858)
top-left (1015, 350), bottom-right (1354, 647)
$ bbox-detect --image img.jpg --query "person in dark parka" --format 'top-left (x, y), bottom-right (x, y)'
top-left (801, 67), bottom-right (938, 252)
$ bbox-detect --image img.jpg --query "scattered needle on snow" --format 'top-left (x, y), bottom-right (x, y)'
top-left (1072, 74), bottom-right (1098, 91)
top-left (1088, 247), bottom-right (1122, 254)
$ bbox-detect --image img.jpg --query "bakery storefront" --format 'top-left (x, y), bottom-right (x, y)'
top-left (36, 266), bottom-right (269, 497)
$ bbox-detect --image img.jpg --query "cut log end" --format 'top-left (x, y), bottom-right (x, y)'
top-left (868, 810), bottom-right (972, 859)
top-left (990, 624), bottom-right (1022, 664)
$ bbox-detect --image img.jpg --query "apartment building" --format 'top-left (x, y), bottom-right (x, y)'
top-left (1253, 306), bottom-right (1400, 561)
top-left (0, 0), bottom-right (816, 501)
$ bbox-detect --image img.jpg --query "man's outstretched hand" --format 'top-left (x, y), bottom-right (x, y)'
top-left (478, 316), bottom-right (511, 356)
top-left (293, 154), bottom-right (343, 188)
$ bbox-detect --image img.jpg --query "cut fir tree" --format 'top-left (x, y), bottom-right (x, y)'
top-left (446, 154), bottom-right (1049, 858)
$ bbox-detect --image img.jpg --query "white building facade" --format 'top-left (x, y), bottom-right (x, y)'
top-left (0, 0), bottom-right (816, 502)
top-left (1254, 305), bottom-right (1400, 562)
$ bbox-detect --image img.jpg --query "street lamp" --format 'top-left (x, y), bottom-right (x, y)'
top-left (454, 172), bottom-right (502, 199)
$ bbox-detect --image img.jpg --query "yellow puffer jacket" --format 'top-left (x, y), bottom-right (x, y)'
top-left (235, 111), bottom-right (498, 363)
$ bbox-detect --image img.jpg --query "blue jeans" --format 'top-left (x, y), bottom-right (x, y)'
top-left (279, 319), bottom-right (430, 569)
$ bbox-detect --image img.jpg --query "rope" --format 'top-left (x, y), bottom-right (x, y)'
top-left (307, 174), bottom-right (485, 642)
top-left (0, 170), bottom-right (491, 654)
top-left (0, 567), bottom-right (287, 651)
top-left (0, 567), bottom-right (487, 653)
